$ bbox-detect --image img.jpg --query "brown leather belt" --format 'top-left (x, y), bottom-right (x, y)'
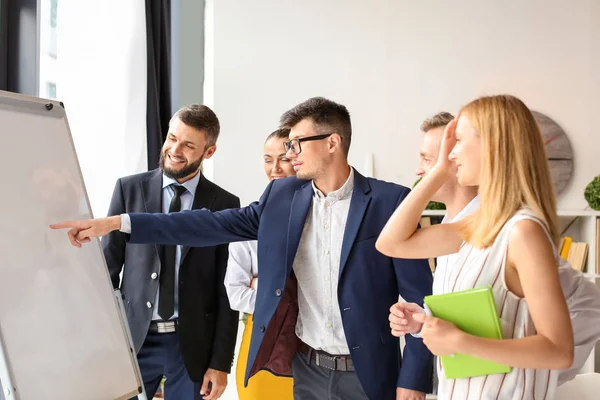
top-left (298, 341), bottom-right (355, 372)
top-left (149, 320), bottom-right (177, 333)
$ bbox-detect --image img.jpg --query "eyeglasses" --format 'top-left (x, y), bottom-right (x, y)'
top-left (283, 134), bottom-right (333, 155)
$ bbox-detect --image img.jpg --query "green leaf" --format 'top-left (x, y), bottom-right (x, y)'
top-left (412, 177), bottom-right (447, 210)
top-left (584, 175), bottom-right (600, 210)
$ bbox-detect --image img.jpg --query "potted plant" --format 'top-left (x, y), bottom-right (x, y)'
top-left (584, 175), bottom-right (600, 211)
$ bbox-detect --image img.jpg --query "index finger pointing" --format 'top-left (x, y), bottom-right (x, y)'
top-left (49, 221), bottom-right (77, 230)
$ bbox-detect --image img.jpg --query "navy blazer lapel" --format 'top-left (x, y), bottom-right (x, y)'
top-left (286, 183), bottom-right (313, 272)
top-left (142, 170), bottom-right (164, 259)
top-left (339, 169), bottom-right (372, 278)
top-left (180, 173), bottom-right (215, 262)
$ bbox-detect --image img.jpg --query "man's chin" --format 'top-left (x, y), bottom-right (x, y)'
top-left (163, 167), bottom-right (182, 176)
top-left (296, 171), bottom-right (313, 180)
top-left (162, 166), bottom-right (197, 180)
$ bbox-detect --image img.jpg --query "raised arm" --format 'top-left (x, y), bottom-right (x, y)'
top-left (128, 201), bottom-right (262, 247)
top-left (375, 120), bottom-right (462, 259)
top-left (52, 180), bottom-right (276, 248)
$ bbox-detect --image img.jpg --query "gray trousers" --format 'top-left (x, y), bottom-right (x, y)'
top-left (292, 352), bottom-right (369, 400)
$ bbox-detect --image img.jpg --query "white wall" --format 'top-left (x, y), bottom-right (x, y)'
top-left (206, 0), bottom-right (600, 210)
top-left (57, 0), bottom-right (148, 218)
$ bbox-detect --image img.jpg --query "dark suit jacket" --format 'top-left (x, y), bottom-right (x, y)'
top-left (102, 169), bottom-right (240, 381)
top-left (127, 169), bottom-right (434, 400)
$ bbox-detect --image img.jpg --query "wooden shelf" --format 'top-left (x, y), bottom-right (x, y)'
top-left (421, 210), bottom-right (447, 216)
top-left (558, 210), bottom-right (600, 217)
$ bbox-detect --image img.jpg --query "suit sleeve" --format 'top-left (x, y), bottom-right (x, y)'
top-left (128, 181), bottom-right (275, 247)
top-left (102, 179), bottom-right (127, 289)
top-left (392, 187), bottom-right (435, 393)
top-left (209, 195), bottom-right (242, 373)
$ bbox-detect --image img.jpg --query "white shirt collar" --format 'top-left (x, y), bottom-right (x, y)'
top-left (162, 170), bottom-right (201, 195)
top-left (311, 167), bottom-right (355, 200)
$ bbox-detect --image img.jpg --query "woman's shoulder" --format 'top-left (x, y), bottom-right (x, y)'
top-left (500, 207), bottom-right (544, 231)
top-left (482, 208), bottom-right (550, 251)
top-left (503, 209), bottom-right (554, 252)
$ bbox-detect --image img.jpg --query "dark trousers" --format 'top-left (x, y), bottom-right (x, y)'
top-left (130, 331), bottom-right (202, 400)
top-left (292, 352), bottom-right (369, 400)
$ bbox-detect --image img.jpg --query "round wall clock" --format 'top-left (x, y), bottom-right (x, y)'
top-left (532, 111), bottom-right (574, 197)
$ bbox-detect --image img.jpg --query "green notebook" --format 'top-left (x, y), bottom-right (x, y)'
top-left (424, 286), bottom-right (512, 379)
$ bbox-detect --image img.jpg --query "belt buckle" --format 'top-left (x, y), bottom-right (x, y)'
top-left (315, 353), bottom-right (337, 370)
top-left (156, 320), bottom-right (176, 333)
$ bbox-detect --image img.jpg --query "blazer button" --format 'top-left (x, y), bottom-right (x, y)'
top-left (151, 272), bottom-right (158, 280)
top-left (260, 325), bottom-right (266, 333)
top-left (146, 301), bottom-right (152, 308)
top-left (275, 289), bottom-right (282, 296)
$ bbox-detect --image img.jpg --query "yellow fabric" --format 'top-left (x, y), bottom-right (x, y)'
top-left (235, 315), bottom-right (293, 400)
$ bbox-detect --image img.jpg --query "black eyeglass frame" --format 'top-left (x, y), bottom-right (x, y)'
top-left (283, 133), bottom-right (333, 154)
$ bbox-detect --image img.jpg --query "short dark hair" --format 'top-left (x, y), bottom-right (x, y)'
top-left (420, 111), bottom-right (454, 133)
top-left (265, 128), bottom-right (290, 143)
top-left (172, 104), bottom-right (220, 147)
top-left (279, 97), bottom-right (352, 156)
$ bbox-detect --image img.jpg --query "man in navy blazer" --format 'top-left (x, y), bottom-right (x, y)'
top-left (52, 97), bottom-right (434, 400)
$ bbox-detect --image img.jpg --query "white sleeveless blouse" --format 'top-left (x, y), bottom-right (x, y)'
top-left (435, 209), bottom-right (559, 400)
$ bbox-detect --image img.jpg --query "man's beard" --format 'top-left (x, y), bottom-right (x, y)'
top-left (296, 160), bottom-right (326, 181)
top-left (296, 170), bottom-right (314, 180)
top-left (159, 151), bottom-right (203, 180)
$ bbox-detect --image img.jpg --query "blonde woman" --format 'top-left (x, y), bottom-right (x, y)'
top-left (224, 129), bottom-right (294, 400)
top-left (376, 95), bottom-right (573, 399)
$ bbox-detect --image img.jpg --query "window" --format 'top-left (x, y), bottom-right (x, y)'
top-left (50, 0), bottom-right (57, 29)
top-left (39, 0), bottom-right (57, 99)
top-left (46, 82), bottom-right (56, 99)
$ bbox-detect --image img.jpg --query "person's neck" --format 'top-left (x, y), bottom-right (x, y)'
top-left (441, 186), bottom-right (478, 221)
top-left (312, 163), bottom-right (351, 196)
top-left (172, 169), bottom-right (200, 184)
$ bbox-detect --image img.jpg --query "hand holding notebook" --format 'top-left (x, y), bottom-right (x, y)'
top-left (414, 286), bottom-right (512, 379)
top-left (413, 311), bottom-right (464, 357)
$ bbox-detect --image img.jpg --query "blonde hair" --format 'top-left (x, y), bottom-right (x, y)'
top-left (456, 95), bottom-right (559, 248)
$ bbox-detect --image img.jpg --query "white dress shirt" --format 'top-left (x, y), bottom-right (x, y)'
top-left (293, 168), bottom-right (354, 355)
top-left (224, 241), bottom-right (258, 315)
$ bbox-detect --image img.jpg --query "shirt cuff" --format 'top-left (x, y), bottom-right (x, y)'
top-left (410, 304), bottom-right (430, 338)
top-left (120, 214), bottom-right (131, 234)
